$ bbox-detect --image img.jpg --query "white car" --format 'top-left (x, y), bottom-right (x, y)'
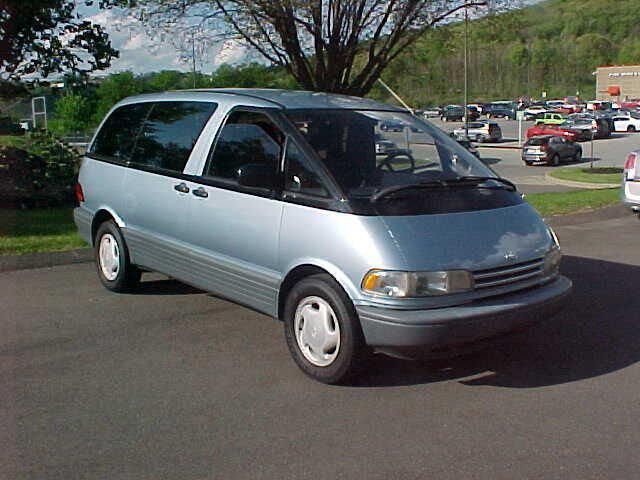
top-left (623, 150), bottom-right (640, 214)
top-left (612, 115), bottom-right (640, 132)
top-left (524, 105), bottom-right (550, 119)
top-left (453, 121), bottom-right (502, 143)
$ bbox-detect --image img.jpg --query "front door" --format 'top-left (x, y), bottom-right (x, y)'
top-left (184, 109), bottom-right (285, 315)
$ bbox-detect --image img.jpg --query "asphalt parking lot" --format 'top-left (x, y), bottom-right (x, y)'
top-left (2, 207), bottom-right (640, 479)
top-left (428, 117), bottom-right (640, 193)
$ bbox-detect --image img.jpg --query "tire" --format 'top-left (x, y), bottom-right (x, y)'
top-left (574, 149), bottom-right (582, 162)
top-left (628, 125), bottom-right (636, 132)
top-left (550, 154), bottom-right (560, 167)
top-left (94, 220), bottom-right (141, 292)
top-left (283, 273), bottom-right (368, 384)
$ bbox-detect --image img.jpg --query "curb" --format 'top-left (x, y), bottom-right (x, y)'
top-left (0, 248), bottom-right (93, 273)
top-left (544, 172), bottom-right (620, 190)
top-left (477, 144), bottom-right (523, 150)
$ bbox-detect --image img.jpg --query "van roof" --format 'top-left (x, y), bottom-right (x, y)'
top-left (119, 88), bottom-right (405, 112)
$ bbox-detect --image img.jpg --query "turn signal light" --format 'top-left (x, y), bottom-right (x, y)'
top-left (75, 182), bottom-right (85, 203)
top-left (624, 153), bottom-right (638, 181)
top-left (624, 153), bottom-right (637, 170)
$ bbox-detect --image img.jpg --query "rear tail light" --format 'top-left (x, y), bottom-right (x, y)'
top-left (624, 153), bottom-right (638, 180)
top-left (75, 182), bottom-right (85, 203)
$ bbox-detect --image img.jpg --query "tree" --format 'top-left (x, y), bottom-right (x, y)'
top-left (49, 94), bottom-right (92, 135)
top-left (91, 72), bottom-right (144, 125)
top-left (0, 0), bottom-right (118, 79)
top-left (105, 0), bottom-right (514, 96)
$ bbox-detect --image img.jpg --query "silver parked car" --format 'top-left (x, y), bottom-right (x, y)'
top-left (75, 89), bottom-right (572, 384)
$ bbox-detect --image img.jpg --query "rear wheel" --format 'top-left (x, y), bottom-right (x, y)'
top-left (94, 220), bottom-right (141, 292)
top-left (574, 149), bottom-right (582, 162)
top-left (628, 125), bottom-right (637, 132)
top-left (284, 274), bottom-right (368, 384)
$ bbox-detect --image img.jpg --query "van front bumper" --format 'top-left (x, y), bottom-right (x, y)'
top-left (356, 275), bottom-right (572, 352)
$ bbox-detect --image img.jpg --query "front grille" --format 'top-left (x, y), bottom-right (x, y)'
top-left (473, 257), bottom-right (545, 290)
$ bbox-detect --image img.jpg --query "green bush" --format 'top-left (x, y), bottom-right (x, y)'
top-left (0, 133), bottom-right (79, 207)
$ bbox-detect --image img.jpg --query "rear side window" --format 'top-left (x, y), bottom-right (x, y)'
top-left (131, 101), bottom-right (217, 173)
top-left (90, 103), bottom-right (152, 162)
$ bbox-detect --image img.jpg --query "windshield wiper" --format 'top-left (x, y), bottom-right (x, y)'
top-left (370, 180), bottom-right (449, 203)
top-left (369, 176), bottom-right (516, 203)
top-left (449, 176), bottom-right (517, 191)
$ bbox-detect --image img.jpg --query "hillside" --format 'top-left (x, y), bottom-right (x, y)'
top-left (373, 0), bottom-right (640, 105)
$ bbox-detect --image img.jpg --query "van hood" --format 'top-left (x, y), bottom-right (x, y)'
top-left (379, 203), bottom-right (553, 272)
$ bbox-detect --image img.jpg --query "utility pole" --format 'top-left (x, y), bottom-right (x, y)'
top-left (463, 6), bottom-right (469, 139)
top-left (191, 30), bottom-right (197, 88)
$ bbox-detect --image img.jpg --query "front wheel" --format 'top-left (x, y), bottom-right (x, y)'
top-left (550, 154), bottom-right (560, 167)
top-left (284, 274), bottom-right (368, 384)
top-left (628, 125), bottom-right (637, 132)
top-left (94, 220), bottom-right (141, 292)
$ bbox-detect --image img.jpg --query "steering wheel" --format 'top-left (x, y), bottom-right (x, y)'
top-left (377, 152), bottom-right (416, 173)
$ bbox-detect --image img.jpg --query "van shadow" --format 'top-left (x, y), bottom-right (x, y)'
top-left (131, 278), bottom-right (203, 296)
top-left (352, 255), bottom-right (640, 389)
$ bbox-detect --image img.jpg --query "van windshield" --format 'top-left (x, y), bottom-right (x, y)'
top-left (285, 110), bottom-right (495, 200)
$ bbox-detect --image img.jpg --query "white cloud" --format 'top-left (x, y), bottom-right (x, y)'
top-left (80, 5), bottom-right (254, 75)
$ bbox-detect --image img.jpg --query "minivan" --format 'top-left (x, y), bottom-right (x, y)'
top-left (75, 89), bottom-right (572, 384)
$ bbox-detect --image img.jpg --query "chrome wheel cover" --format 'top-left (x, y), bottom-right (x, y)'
top-left (98, 233), bottom-right (120, 281)
top-left (294, 296), bottom-right (341, 367)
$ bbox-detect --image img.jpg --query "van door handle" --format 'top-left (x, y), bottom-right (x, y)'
top-left (174, 182), bottom-right (189, 194)
top-left (192, 187), bottom-right (208, 198)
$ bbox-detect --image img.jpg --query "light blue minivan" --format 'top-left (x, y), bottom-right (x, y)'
top-left (75, 89), bottom-right (572, 383)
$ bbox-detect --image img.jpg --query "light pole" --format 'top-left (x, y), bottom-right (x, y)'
top-left (463, 5), bottom-right (469, 139)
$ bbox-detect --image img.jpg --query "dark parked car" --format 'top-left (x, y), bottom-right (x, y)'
top-left (522, 135), bottom-right (582, 166)
top-left (485, 106), bottom-right (516, 119)
top-left (379, 119), bottom-right (405, 132)
top-left (374, 134), bottom-right (400, 155)
top-left (441, 105), bottom-right (465, 122)
top-left (466, 106), bottom-right (481, 121)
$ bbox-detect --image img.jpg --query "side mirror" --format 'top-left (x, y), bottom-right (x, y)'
top-left (236, 163), bottom-right (276, 189)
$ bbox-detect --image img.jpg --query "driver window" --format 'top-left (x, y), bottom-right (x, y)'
top-left (205, 110), bottom-right (284, 184)
top-left (284, 141), bottom-right (329, 197)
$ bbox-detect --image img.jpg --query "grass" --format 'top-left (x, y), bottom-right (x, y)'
top-left (0, 208), bottom-right (86, 255)
top-left (0, 134), bottom-right (28, 149)
top-left (525, 188), bottom-right (621, 217)
top-left (549, 167), bottom-right (623, 184)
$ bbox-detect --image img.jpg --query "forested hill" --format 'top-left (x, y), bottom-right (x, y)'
top-left (372, 0), bottom-right (640, 105)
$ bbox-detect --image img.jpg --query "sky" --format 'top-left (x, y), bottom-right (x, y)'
top-left (79, 4), bottom-right (249, 75)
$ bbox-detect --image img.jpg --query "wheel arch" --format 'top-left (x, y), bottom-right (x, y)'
top-left (91, 207), bottom-right (125, 246)
top-left (277, 262), bottom-right (359, 321)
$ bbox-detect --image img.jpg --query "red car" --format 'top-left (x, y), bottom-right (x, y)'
top-left (621, 101), bottom-right (640, 110)
top-left (526, 124), bottom-right (580, 142)
top-left (554, 105), bottom-right (583, 115)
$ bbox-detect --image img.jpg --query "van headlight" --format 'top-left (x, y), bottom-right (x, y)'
top-left (362, 270), bottom-right (474, 297)
top-left (543, 247), bottom-right (562, 277)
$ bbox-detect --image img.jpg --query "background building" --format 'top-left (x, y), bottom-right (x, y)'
top-left (595, 65), bottom-right (640, 101)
